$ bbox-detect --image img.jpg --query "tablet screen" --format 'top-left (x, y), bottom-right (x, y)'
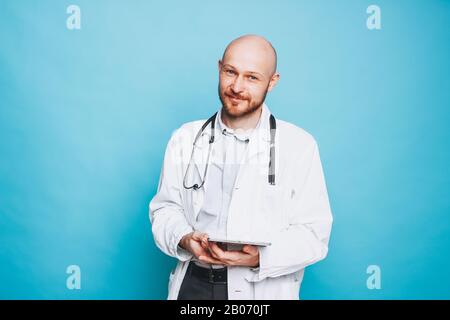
top-left (208, 237), bottom-right (271, 247)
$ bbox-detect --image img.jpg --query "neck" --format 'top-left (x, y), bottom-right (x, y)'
top-left (221, 106), bottom-right (263, 130)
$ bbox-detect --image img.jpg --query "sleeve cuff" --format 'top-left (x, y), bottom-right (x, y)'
top-left (173, 227), bottom-right (194, 261)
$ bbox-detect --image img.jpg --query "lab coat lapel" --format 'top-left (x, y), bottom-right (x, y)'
top-left (189, 123), bottom-right (215, 222)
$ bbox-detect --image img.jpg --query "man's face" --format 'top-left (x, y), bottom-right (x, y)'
top-left (218, 61), bottom-right (270, 118)
top-left (217, 36), bottom-right (280, 118)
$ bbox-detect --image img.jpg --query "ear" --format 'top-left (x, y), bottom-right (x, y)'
top-left (267, 73), bottom-right (280, 92)
top-left (218, 60), bottom-right (223, 72)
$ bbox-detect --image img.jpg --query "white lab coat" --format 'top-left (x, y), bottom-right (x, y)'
top-left (149, 104), bottom-right (333, 300)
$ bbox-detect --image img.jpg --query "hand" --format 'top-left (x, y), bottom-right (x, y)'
top-left (200, 238), bottom-right (260, 268)
top-left (179, 231), bottom-right (224, 264)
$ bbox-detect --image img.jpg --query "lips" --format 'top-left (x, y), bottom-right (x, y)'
top-left (226, 94), bottom-right (246, 103)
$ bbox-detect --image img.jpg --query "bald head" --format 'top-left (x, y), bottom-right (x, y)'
top-left (222, 34), bottom-right (277, 77)
top-left (218, 35), bottom-right (280, 121)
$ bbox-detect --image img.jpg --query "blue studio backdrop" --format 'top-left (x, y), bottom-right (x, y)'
top-left (0, 0), bottom-right (449, 299)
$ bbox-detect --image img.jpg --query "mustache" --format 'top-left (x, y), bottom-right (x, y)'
top-left (225, 91), bottom-right (249, 100)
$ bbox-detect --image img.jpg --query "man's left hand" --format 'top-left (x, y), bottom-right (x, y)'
top-left (198, 239), bottom-right (260, 268)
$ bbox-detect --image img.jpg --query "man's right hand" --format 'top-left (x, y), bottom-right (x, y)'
top-left (179, 231), bottom-right (225, 265)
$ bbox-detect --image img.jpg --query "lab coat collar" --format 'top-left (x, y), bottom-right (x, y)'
top-left (192, 103), bottom-right (273, 193)
top-left (216, 105), bottom-right (264, 143)
top-left (195, 103), bottom-right (272, 150)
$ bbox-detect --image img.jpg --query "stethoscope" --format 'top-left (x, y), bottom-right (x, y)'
top-left (182, 111), bottom-right (276, 190)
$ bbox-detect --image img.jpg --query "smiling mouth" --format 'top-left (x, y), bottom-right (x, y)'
top-left (226, 94), bottom-right (245, 103)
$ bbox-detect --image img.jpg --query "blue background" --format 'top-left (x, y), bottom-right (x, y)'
top-left (0, 0), bottom-right (449, 299)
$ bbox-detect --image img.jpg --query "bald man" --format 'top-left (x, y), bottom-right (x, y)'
top-left (150, 35), bottom-right (333, 300)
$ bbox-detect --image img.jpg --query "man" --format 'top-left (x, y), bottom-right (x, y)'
top-left (149, 34), bottom-right (333, 300)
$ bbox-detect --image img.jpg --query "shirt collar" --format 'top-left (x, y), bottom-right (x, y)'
top-left (217, 103), bottom-right (266, 142)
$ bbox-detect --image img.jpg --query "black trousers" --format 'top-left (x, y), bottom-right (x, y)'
top-left (177, 262), bottom-right (228, 300)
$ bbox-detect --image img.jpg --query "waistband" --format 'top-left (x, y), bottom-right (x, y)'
top-left (193, 259), bottom-right (227, 269)
top-left (187, 261), bottom-right (227, 284)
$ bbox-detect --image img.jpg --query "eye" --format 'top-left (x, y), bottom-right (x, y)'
top-left (225, 69), bottom-right (236, 75)
top-left (248, 75), bottom-right (258, 81)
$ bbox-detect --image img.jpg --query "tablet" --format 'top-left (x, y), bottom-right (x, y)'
top-left (207, 237), bottom-right (271, 247)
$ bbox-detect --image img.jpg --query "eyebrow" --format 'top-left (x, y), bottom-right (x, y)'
top-left (222, 64), bottom-right (264, 78)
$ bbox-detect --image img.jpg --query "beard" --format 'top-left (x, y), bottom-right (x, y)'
top-left (218, 83), bottom-right (269, 119)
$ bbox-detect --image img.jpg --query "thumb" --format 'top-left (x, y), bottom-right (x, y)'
top-left (192, 231), bottom-right (208, 242)
top-left (242, 245), bottom-right (254, 254)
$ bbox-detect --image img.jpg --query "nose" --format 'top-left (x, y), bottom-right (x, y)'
top-left (231, 76), bottom-right (245, 95)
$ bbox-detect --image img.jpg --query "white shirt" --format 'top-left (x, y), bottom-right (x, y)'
top-left (192, 108), bottom-right (262, 268)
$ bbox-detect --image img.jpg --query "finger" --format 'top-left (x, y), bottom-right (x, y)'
top-left (217, 250), bottom-right (250, 267)
top-left (195, 242), bottom-right (213, 255)
top-left (191, 231), bottom-right (204, 240)
top-left (209, 242), bottom-right (223, 253)
top-left (209, 242), bottom-right (227, 259)
top-left (207, 244), bottom-right (222, 260)
top-left (197, 247), bottom-right (212, 258)
top-left (242, 245), bottom-right (256, 254)
top-left (200, 240), bottom-right (209, 250)
top-left (192, 231), bottom-right (208, 242)
top-left (198, 255), bottom-right (226, 265)
top-left (191, 232), bottom-right (201, 241)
